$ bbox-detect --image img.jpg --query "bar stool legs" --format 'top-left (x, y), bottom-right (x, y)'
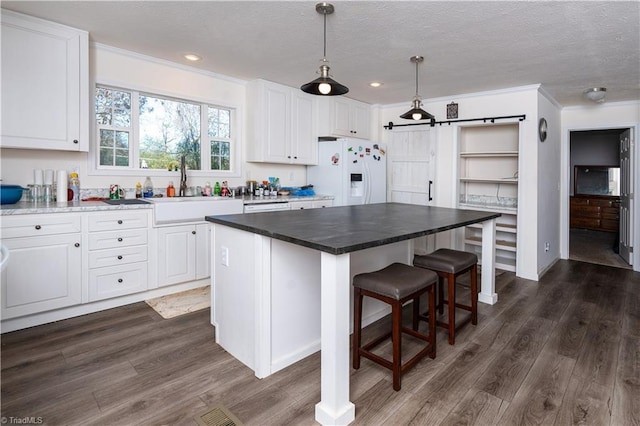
top-left (352, 263), bottom-right (437, 391)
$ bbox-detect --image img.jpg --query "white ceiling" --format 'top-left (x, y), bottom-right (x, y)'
top-left (3, 1), bottom-right (639, 107)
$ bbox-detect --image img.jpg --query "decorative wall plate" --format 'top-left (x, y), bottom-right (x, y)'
top-left (538, 117), bottom-right (548, 142)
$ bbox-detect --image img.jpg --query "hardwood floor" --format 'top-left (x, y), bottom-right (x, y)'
top-left (1, 260), bottom-right (639, 425)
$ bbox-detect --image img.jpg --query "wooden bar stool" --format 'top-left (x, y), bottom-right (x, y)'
top-left (413, 249), bottom-right (478, 345)
top-left (352, 263), bottom-right (437, 391)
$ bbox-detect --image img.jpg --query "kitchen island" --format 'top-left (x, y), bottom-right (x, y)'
top-left (206, 202), bottom-right (500, 425)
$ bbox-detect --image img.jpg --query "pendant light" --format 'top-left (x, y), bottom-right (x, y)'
top-left (300, 2), bottom-right (349, 96)
top-left (400, 56), bottom-right (435, 125)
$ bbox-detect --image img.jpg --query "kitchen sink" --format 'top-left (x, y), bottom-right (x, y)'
top-left (147, 196), bottom-right (243, 224)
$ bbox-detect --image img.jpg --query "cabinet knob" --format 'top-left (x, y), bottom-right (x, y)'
top-left (287, 155), bottom-right (291, 159)
top-left (117, 255), bottom-right (123, 260)
top-left (118, 278), bottom-right (123, 283)
top-left (75, 243), bottom-right (80, 247)
top-left (192, 230), bottom-right (196, 235)
top-left (294, 156), bottom-right (298, 159)
top-left (117, 220), bottom-right (123, 224)
top-left (73, 139), bottom-right (79, 144)
top-left (35, 225), bottom-right (41, 230)
top-left (118, 237), bottom-right (123, 242)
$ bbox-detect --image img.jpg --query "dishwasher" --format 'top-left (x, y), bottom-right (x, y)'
top-left (243, 201), bottom-right (291, 213)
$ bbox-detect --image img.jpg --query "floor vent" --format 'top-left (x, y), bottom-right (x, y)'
top-left (196, 403), bottom-right (244, 426)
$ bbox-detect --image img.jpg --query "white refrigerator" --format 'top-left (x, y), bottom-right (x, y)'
top-left (307, 138), bottom-right (387, 206)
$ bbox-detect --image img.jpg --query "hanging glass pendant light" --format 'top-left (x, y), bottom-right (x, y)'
top-left (301, 2), bottom-right (349, 96)
top-left (400, 56), bottom-right (435, 124)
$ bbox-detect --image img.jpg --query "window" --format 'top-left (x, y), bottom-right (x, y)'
top-left (95, 85), bottom-right (235, 174)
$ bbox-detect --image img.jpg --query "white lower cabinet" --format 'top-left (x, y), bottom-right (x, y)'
top-left (289, 199), bottom-right (334, 210)
top-left (157, 223), bottom-right (210, 287)
top-left (1, 214), bottom-right (82, 319)
top-left (87, 210), bottom-right (149, 301)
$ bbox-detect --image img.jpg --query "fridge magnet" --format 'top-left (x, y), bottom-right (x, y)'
top-left (358, 146), bottom-right (363, 151)
top-left (373, 144), bottom-right (379, 150)
top-left (378, 148), bottom-right (386, 156)
top-left (331, 153), bottom-right (340, 165)
top-left (353, 159), bottom-right (358, 163)
top-left (360, 154), bottom-right (364, 158)
top-left (365, 148), bottom-right (371, 155)
top-left (447, 102), bottom-right (458, 119)
top-left (347, 146), bottom-right (354, 152)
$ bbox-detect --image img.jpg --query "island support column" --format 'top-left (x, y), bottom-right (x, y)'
top-left (315, 252), bottom-right (356, 425)
top-left (479, 218), bottom-right (498, 305)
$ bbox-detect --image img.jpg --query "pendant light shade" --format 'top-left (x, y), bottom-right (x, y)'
top-left (400, 56), bottom-right (435, 125)
top-left (301, 2), bottom-right (349, 96)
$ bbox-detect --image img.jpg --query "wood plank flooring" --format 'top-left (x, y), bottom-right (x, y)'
top-left (1, 259), bottom-right (639, 425)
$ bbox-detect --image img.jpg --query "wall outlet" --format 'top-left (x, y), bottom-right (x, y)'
top-left (544, 242), bottom-right (550, 252)
top-left (220, 246), bottom-right (229, 266)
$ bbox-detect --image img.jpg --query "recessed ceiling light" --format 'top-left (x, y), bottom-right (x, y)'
top-left (183, 53), bottom-right (202, 62)
top-left (370, 82), bottom-right (383, 88)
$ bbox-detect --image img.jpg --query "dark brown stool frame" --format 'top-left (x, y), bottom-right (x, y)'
top-left (352, 267), bottom-right (436, 391)
top-left (414, 250), bottom-right (478, 345)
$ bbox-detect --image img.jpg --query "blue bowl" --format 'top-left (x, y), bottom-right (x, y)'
top-left (0, 185), bottom-right (27, 205)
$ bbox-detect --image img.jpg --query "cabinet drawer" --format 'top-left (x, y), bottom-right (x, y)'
top-left (570, 218), bottom-right (600, 229)
top-left (88, 210), bottom-right (149, 231)
top-left (89, 245), bottom-right (148, 268)
top-left (570, 198), bottom-right (590, 206)
top-left (601, 219), bottom-right (619, 231)
top-left (589, 199), bottom-right (614, 207)
top-left (313, 200), bottom-right (333, 208)
top-left (88, 263), bottom-right (148, 302)
top-left (290, 201), bottom-right (315, 210)
top-left (1, 213), bottom-right (81, 238)
top-left (571, 206), bottom-right (600, 218)
top-left (88, 229), bottom-right (148, 250)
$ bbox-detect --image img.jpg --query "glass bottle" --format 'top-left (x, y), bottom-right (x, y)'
top-left (135, 182), bottom-right (142, 199)
top-left (69, 172), bottom-right (80, 202)
top-left (166, 181), bottom-right (175, 197)
top-left (214, 181), bottom-right (221, 196)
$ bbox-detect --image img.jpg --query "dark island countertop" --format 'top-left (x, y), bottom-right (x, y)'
top-left (206, 202), bottom-right (501, 255)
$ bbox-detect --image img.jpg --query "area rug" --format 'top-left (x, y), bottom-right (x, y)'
top-left (145, 286), bottom-right (210, 319)
top-left (196, 403), bottom-right (244, 426)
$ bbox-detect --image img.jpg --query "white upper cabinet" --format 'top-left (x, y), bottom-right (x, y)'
top-left (246, 80), bottom-right (318, 165)
top-left (318, 97), bottom-right (371, 140)
top-left (1, 10), bottom-right (89, 151)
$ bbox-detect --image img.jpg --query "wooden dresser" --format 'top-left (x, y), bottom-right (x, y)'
top-left (570, 196), bottom-right (620, 232)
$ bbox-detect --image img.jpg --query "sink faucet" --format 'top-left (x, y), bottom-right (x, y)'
top-left (179, 155), bottom-right (187, 197)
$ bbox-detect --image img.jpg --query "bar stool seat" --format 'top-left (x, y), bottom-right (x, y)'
top-left (413, 249), bottom-right (478, 345)
top-left (352, 263), bottom-right (437, 391)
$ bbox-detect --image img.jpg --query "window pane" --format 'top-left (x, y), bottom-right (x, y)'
top-left (212, 141), bottom-right (220, 155)
top-left (211, 157), bottom-right (220, 170)
top-left (100, 148), bottom-right (113, 166)
top-left (208, 106), bottom-right (231, 138)
top-left (115, 155), bottom-right (129, 167)
top-left (115, 131), bottom-right (129, 149)
top-left (139, 95), bottom-right (201, 170)
top-left (100, 129), bottom-right (114, 147)
top-left (96, 87), bottom-right (131, 127)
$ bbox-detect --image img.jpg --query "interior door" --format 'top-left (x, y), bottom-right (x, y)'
top-left (388, 128), bottom-right (436, 253)
top-left (619, 129), bottom-right (633, 264)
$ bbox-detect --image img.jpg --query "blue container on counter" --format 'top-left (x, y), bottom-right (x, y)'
top-left (0, 185), bottom-right (27, 205)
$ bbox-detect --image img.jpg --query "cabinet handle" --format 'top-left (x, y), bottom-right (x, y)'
top-left (117, 220), bottom-right (123, 224)
top-left (118, 278), bottom-right (123, 283)
top-left (75, 243), bottom-right (80, 247)
top-left (117, 255), bottom-right (123, 260)
top-left (192, 230), bottom-right (196, 235)
top-left (428, 180), bottom-right (433, 201)
top-left (118, 237), bottom-right (123, 242)
top-left (73, 139), bottom-right (79, 144)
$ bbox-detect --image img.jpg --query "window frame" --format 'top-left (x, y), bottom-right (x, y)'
top-left (90, 81), bottom-right (242, 178)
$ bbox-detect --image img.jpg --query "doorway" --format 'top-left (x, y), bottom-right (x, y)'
top-left (568, 128), bottom-right (632, 269)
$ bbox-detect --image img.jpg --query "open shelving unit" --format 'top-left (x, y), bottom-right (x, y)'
top-left (458, 123), bottom-right (520, 272)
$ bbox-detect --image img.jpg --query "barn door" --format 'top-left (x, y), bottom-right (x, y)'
top-left (388, 127), bottom-right (436, 254)
top-left (619, 129), bottom-right (633, 264)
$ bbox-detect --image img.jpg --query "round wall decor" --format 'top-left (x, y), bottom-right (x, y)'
top-left (538, 118), bottom-right (548, 142)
